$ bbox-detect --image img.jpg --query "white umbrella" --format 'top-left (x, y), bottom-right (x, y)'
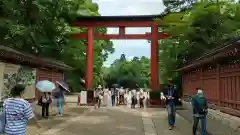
top-left (36, 80), bottom-right (56, 92)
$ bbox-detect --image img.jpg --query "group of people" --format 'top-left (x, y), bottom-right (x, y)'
top-left (1, 82), bottom-right (66, 135)
top-left (161, 83), bottom-right (208, 135)
top-left (94, 85), bottom-right (148, 109)
top-left (38, 83), bottom-right (66, 118)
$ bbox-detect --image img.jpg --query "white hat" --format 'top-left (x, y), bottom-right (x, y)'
top-left (97, 85), bottom-right (102, 89)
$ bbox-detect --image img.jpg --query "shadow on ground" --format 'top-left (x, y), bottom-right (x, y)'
top-left (29, 106), bottom-right (88, 131)
top-left (56, 108), bottom-right (144, 135)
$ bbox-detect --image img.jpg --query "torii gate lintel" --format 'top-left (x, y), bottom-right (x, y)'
top-left (71, 15), bottom-right (170, 92)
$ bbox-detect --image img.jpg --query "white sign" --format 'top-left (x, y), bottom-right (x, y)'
top-left (80, 91), bottom-right (87, 104)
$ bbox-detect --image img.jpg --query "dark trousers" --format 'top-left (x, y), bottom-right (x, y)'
top-left (131, 97), bottom-right (136, 108)
top-left (119, 95), bottom-right (124, 104)
top-left (95, 97), bottom-right (101, 108)
top-left (193, 116), bottom-right (207, 135)
top-left (98, 98), bottom-right (101, 108)
top-left (111, 96), bottom-right (115, 106)
top-left (42, 103), bottom-right (49, 117)
top-left (139, 98), bottom-right (144, 108)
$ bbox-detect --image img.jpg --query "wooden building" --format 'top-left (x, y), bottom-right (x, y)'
top-left (0, 46), bottom-right (71, 101)
top-left (179, 37), bottom-right (240, 117)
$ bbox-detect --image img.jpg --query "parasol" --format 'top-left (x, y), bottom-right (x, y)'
top-left (56, 81), bottom-right (70, 92)
top-left (112, 84), bottom-right (119, 88)
top-left (36, 80), bottom-right (56, 92)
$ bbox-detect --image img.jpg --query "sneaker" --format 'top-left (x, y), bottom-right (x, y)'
top-left (168, 126), bottom-right (173, 130)
top-left (56, 114), bottom-right (63, 116)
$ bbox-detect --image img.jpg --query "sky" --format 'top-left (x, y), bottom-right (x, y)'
top-left (92, 0), bottom-right (165, 67)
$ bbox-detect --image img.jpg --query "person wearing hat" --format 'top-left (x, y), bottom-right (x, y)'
top-left (95, 85), bottom-right (103, 108)
top-left (192, 88), bottom-right (208, 135)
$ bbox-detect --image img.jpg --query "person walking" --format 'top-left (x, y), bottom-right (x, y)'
top-left (119, 87), bottom-right (125, 105)
top-left (131, 89), bottom-right (137, 108)
top-left (192, 88), bottom-right (208, 135)
top-left (165, 83), bottom-right (177, 130)
top-left (3, 84), bottom-right (41, 135)
top-left (103, 88), bottom-right (109, 106)
top-left (139, 89), bottom-right (145, 108)
top-left (96, 85), bottom-right (103, 108)
top-left (39, 92), bottom-right (52, 118)
top-left (55, 85), bottom-right (65, 116)
top-left (111, 88), bottom-right (117, 106)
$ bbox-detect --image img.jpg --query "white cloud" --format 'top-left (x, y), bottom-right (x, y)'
top-left (127, 56), bottom-right (134, 61)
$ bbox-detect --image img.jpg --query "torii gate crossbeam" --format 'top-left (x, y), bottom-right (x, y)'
top-left (71, 15), bottom-right (170, 104)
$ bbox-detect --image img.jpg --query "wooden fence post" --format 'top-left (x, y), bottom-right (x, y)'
top-left (216, 64), bottom-right (220, 107)
top-left (200, 68), bottom-right (203, 86)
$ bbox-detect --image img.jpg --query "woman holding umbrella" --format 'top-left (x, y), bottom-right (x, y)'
top-left (38, 92), bottom-right (52, 118)
top-left (53, 81), bottom-right (69, 116)
top-left (36, 80), bottom-right (56, 117)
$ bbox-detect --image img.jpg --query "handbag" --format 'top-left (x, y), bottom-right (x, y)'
top-left (37, 97), bottom-right (43, 106)
top-left (47, 98), bottom-right (52, 104)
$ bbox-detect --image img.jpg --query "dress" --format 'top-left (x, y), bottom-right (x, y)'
top-left (127, 91), bottom-right (132, 108)
top-left (103, 89), bottom-right (110, 106)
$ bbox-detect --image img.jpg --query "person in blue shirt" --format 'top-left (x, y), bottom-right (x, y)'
top-left (3, 84), bottom-right (41, 135)
top-left (165, 83), bottom-right (177, 130)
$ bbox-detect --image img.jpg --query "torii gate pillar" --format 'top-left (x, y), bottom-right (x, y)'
top-left (150, 23), bottom-right (159, 91)
top-left (85, 27), bottom-right (94, 90)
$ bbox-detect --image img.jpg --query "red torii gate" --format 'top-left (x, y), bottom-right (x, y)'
top-left (71, 15), bottom-right (170, 92)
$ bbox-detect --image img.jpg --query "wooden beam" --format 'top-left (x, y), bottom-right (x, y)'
top-left (71, 33), bottom-right (170, 40)
top-left (119, 26), bottom-right (125, 36)
top-left (72, 21), bottom-right (154, 27)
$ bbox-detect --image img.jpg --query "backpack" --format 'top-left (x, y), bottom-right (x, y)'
top-left (194, 96), bottom-right (207, 115)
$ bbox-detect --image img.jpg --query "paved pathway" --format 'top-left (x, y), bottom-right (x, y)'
top-left (38, 105), bottom-right (194, 135)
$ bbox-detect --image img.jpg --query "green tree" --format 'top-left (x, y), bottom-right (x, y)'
top-left (0, 0), bottom-right (114, 92)
top-left (158, 1), bottom-right (240, 84)
top-left (104, 54), bottom-right (150, 89)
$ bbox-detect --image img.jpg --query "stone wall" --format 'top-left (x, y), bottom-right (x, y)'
top-left (0, 62), bottom-right (36, 100)
top-left (177, 101), bottom-right (240, 135)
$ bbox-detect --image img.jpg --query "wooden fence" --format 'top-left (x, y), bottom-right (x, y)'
top-left (182, 61), bottom-right (240, 116)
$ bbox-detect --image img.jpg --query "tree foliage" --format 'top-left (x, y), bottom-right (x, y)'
top-left (0, 0), bottom-right (114, 92)
top-left (104, 54), bottom-right (150, 89)
top-left (159, 0), bottom-right (240, 83)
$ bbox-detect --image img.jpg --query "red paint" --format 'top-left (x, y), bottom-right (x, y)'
top-left (150, 23), bottom-right (159, 91)
top-left (182, 63), bottom-right (240, 116)
top-left (71, 19), bottom-right (171, 105)
top-left (119, 26), bottom-right (125, 36)
top-left (36, 69), bottom-right (64, 99)
top-left (85, 28), bottom-right (94, 90)
top-left (72, 21), bottom-right (153, 27)
top-left (71, 33), bottom-right (170, 40)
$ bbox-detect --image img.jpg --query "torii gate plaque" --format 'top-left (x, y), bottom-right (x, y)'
top-left (71, 15), bottom-right (170, 104)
